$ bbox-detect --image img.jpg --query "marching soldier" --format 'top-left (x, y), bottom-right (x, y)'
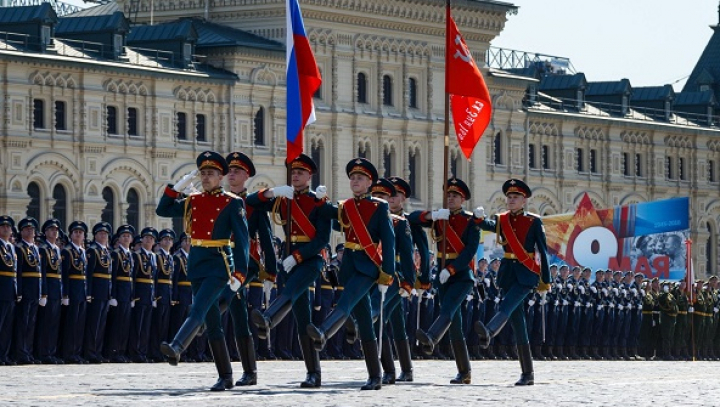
top-left (658, 281), bottom-right (678, 360)
top-left (106, 225), bottom-right (135, 363)
top-left (128, 227), bottom-right (158, 363)
top-left (36, 218), bottom-right (64, 364)
top-left (411, 177), bottom-right (478, 385)
top-left (0, 216), bottom-right (17, 365)
top-left (474, 179), bottom-right (551, 386)
top-left (83, 221), bottom-right (113, 363)
top-left (368, 178), bottom-right (415, 385)
top-left (306, 158), bottom-right (395, 390)
top-left (149, 228), bottom-right (175, 362)
top-left (14, 217), bottom-right (42, 364)
top-left (157, 151), bottom-right (250, 391)
top-left (247, 153), bottom-right (329, 388)
top-left (61, 221), bottom-right (89, 364)
top-left (169, 233), bottom-right (192, 361)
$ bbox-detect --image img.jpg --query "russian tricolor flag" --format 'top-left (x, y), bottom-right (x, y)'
top-left (286, 0), bottom-right (321, 163)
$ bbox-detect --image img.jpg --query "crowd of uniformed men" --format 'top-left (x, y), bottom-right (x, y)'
top-left (0, 150), bottom-right (715, 391)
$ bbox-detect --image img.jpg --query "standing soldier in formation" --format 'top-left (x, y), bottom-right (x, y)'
top-left (412, 177), bottom-right (479, 385)
top-left (61, 221), bottom-right (88, 364)
top-left (169, 233), bottom-right (192, 361)
top-left (107, 225), bottom-right (135, 363)
top-left (149, 228), bottom-right (175, 362)
top-left (657, 281), bottom-right (678, 360)
top-left (0, 216), bottom-right (16, 365)
top-left (248, 153), bottom-right (329, 388)
top-left (128, 227), bottom-right (158, 363)
top-left (14, 217), bottom-right (42, 364)
top-left (83, 221), bottom-right (113, 363)
top-left (157, 151), bottom-right (250, 391)
top-left (223, 151), bottom-right (277, 386)
top-left (474, 179), bottom-right (551, 386)
top-left (306, 158), bottom-right (395, 390)
top-left (36, 219), bottom-right (63, 364)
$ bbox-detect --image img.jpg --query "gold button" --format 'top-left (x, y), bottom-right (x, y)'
top-left (210, 219), bottom-right (214, 223)
top-left (207, 232), bottom-right (211, 235)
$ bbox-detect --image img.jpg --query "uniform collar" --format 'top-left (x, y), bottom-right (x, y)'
top-left (510, 209), bottom-right (525, 216)
top-left (354, 192), bottom-right (370, 201)
top-left (231, 188), bottom-right (247, 197)
top-left (206, 187), bottom-right (224, 196)
top-left (391, 209), bottom-right (404, 216)
top-left (450, 208), bottom-right (464, 215)
top-left (295, 186), bottom-right (310, 196)
top-left (71, 242), bottom-right (84, 252)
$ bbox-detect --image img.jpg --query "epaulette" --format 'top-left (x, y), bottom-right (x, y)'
top-left (526, 212), bottom-right (541, 219)
top-left (224, 191), bottom-right (241, 200)
top-left (370, 196), bottom-right (388, 205)
top-left (462, 210), bottom-right (472, 217)
top-left (389, 213), bottom-right (405, 221)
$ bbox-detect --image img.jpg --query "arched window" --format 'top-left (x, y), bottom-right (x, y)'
top-left (177, 112), bottom-right (187, 140)
top-left (408, 77), bottom-right (418, 108)
top-left (408, 149), bottom-right (418, 199)
top-left (311, 141), bottom-right (323, 188)
top-left (102, 187), bottom-right (115, 226)
top-left (451, 150), bottom-right (463, 179)
top-left (52, 184), bottom-right (67, 229)
top-left (383, 146), bottom-right (394, 178)
top-left (27, 182), bottom-right (41, 220)
top-left (254, 107), bottom-right (265, 146)
top-left (357, 72), bottom-right (367, 104)
top-left (358, 142), bottom-right (369, 160)
top-left (126, 189), bottom-right (140, 232)
top-left (382, 75), bottom-right (393, 106)
top-left (493, 132), bottom-right (502, 165)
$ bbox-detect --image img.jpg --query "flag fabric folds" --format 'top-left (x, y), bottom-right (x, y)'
top-left (286, 0), bottom-right (321, 163)
top-left (445, 4), bottom-right (492, 160)
top-left (685, 239), bottom-right (694, 303)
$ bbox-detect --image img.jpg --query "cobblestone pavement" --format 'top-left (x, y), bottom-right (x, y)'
top-left (2, 359), bottom-right (716, 407)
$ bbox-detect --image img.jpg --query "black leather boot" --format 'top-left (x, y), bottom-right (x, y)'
top-left (235, 335), bottom-right (257, 386)
top-left (299, 335), bottom-right (322, 388)
top-left (306, 309), bottom-right (348, 352)
top-left (515, 343), bottom-right (534, 386)
top-left (208, 339), bottom-right (234, 391)
top-left (532, 345), bottom-right (545, 361)
top-left (474, 311), bottom-right (508, 349)
top-left (449, 341), bottom-right (472, 384)
top-left (416, 314), bottom-right (452, 356)
top-left (344, 317), bottom-right (359, 344)
top-left (380, 336), bottom-right (396, 385)
top-left (360, 340), bottom-right (382, 390)
top-left (251, 295), bottom-right (293, 340)
top-left (395, 339), bottom-right (413, 382)
top-left (160, 317), bottom-right (203, 366)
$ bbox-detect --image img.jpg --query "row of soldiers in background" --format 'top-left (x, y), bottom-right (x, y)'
top-left (2, 212), bottom-right (719, 368)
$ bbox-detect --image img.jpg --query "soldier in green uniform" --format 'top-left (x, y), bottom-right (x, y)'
top-left (690, 279), bottom-right (705, 359)
top-left (657, 281), bottom-right (678, 360)
top-left (704, 276), bottom-right (719, 360)
top-left (157, 151), bottom-right (250, 391)
top-left (672, 280), bottom-right (690, 360)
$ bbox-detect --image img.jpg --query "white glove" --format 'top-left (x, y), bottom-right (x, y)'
top-left (131, 300), bottom-right (135, 308)
top-left (554, 300), bottom-right (559, 306)
top-left (597, 304), bottom-right (603, 310)
top-left (562, 300), bottom-right (569, 306)
top-left (494, 297), bottom-right (501, 304)
top-left (640, 289), bottom-right (646, 296)
top-left (173, 169), bottom-right (198, 192)
top-left (540, 299), bottom-right (547, 306)
top-left (602, 288), bottom-right (608, 296)
top-left (466, 294), bottom-right (473, 301)
top-left (228, 276), bottom-right (241, 292)
top-left (271, 185), bottom-right (294, 199)
top-left (528, 299), bottom-right (536, 306)
top-left (631, 288), bottom-right (638, 295)
top-left (621, 289), bottom-right (627, 296)
top-left (714, 307), bottom-right (719, 314)
top-left (152, 300), bottom-right (157, 308)
top-left (61, 298), bottom-right (69, 306)
top-left (38, 297), bottom-right (47, 307)
top-left (689, 307), bottom-right (694, 313)
top-left (574, 301), bottom-right (581, 307)
top-left (108, 298), bottom-right (118, 307)
top-left (627, 304), bottom-right (633, 310)
top-left (431, 209), bottom-right (450, 221)
top-left (314, 305), bottom-right (321, 311)
top-left (585, 302), bottom-right (591, 308)
top-left (183, 183), bottom-right (199, 195)
top-left (263, 280), bottom-right (274, 298)
top-left (315, 185), bottom-right (327, 199)
top-left (579, 285), bottom-right (585, 294)
top-left (283, 255), bottom-right (298, 272)
top-left (567, 283), bottom-right (573, 289)
top-left (556, 283), bottom-right (562, 290)
top-left (439, 268), bottom-right (451, 284)
top-left (590, 286), bottom-right (597, 294)
top-left (400, 289), bottom-right (410, 298)
top-left (484, 278), bottom-right (491, 287)
top-left (609, 303), bottom-right (615, 309)
top-left (612, 288), bottom-right (619, 296)
top-left (473, 206), bottom-right (486, 219)
top-left (415, 289), bottom-right (424, 298)
top-left (86, 296), bottom-right (93, 303)
top-left (618, 304), bottom-right (624, 310)
top-left (378, 284), bottom-right (389, 294)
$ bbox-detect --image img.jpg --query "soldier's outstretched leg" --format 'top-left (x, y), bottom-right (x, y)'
top-left (360, 339), bottom-right (382, 390)
top-left (235, 335), bottom-right (257, 386)
top-left (416, 314), bottom-right (452, 355)
top-left (516, 343), bottom-right (534, 386)
top-left (307, 309), bottom-right (349, 351)
top-left (449, 340), bottom-right (471, 384)
top-left (299, 335), bottom-right (321, 388)
top-left (208, 339), bottom-right (234, 391)
top-left (395, 339), bottom-right (413, 382)
top-left (160, 317), bottom-right (203, 366)
top-left (251, 295), bottom-right (293, 340)
top-left (474, 311), bottom-right (509, 349)
top-left (380, 335), bottom-right (396, 385)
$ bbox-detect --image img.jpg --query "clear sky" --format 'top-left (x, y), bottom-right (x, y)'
top-left (491, 0), bottom-right (720, 90)
top-left (62, 0), bottom-right (718, 91)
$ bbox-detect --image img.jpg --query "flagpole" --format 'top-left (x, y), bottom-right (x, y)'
top-left (686, 239), bottom-right (695, 361)
top-left (440, 0), bottom-right (451, 272)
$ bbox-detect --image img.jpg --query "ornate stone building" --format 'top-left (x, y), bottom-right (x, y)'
top-left (0, 0), bottom-right (718, 275)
